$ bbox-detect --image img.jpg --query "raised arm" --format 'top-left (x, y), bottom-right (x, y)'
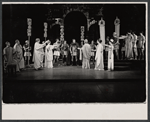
top-left (35, 41), bottom-right (48, 50)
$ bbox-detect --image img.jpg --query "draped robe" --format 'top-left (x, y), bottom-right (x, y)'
top-left (95, 44), bottom-right (104, 70)
top-left (13, 44), bottom-right (25, 69)
top-left (108, 44), bottom-right (114, 70)
top-left (125, 35), bottom-right (133, 59)
top-left (3, 46), bottom-right (20, 71)
top-left (32, 42), bottom-right (46, 69)
top-left (45, 44), bottom-right (54, 68)
top-left (81, 43), bottom-right (91, 69)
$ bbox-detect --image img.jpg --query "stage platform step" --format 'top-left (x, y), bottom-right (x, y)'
top-left (57, 60), bottom-right (145, 70)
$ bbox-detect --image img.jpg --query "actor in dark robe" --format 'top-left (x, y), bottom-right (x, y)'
top-left (3, 42), bottom-right (20, 72)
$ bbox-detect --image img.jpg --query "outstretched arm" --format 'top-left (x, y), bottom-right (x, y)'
top-left (117, 35), bottom-right (127, 39)
top-left (103, 44), bottom-right (109, 47)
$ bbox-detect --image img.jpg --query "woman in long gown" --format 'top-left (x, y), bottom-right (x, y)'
top-left (13, 39), bottom-right (25, 70)
top-left (90, 40), bottom-right (96, 64)
top-left (95, 39), bottom-right (104, 70)
top-left (45, 40), bottom-right (55, 68)
top-left (107, 39), bottom-right (114, 71)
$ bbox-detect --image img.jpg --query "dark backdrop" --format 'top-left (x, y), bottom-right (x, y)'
top-left (2, 4), bottom-right (145, 50)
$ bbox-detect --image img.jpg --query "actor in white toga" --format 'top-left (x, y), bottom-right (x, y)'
top-left (45, 40), bottom-right (56, 68)
top-left (32, 38), bottom-right (49, 70)
top-left (107, 39), bottom-right (114, 71)
top-left (95, 39), bottom-right (104, 70)
top-left (81, 39), bottom-right (91, 69)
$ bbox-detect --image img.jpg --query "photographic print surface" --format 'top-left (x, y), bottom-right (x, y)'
top-left (2, 2), bottom-right (146, 104)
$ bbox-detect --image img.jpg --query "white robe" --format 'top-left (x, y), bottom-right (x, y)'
top-left (32, 42), bottom-right (46, 69)
top-left (81, 43), bottom-right (91, 69)
top-left (95, 43), bottom-right (104, 70)
top-left (108, 45), bottom-right (114, 70)
top-left (45, 44), bottom-right (54, 68)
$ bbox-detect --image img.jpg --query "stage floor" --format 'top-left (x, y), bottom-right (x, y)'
top-left (4, 65), bottom-right (145, 81)
top-left (3, 79), bottom-right (146, 103)
top-left (3, 65), bottom-right (146, 103)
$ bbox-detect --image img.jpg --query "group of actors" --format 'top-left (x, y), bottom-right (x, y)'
top-left (3, 31), bottom-right (145, 73)
top-left (32, 38), bottom-right (108, 71)
top-left (3, 40), bottom-right (29, 72)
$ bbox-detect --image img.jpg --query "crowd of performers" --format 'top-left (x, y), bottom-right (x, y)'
top-left (3, 31), bottom-right (145, 73)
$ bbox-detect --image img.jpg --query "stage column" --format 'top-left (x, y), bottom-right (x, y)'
top-left (99, 18), bottom-right (105, 45)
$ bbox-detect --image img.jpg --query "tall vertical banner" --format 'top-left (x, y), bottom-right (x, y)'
top-left (27, 18), bottom-right (32, 66)
top-left (99, 18), bottom-right (105, 45)
top-left (60, 25), bottom-right (64, 42)
top-left (44, 22), bottom-right (48, 41)
top-left (114, 17), bottom-right (120, 39)
top-left (27, 18), bottom-right (32, 37)
top-left (81, 26), bottom-right (85, 41)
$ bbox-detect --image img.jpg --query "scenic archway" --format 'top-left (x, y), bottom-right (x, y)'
top-left (50, 24), bottom-right (60, 43)
top-left (64, 11), bottom-right (87, 44)
top-left (88, 23), bottom-right (100, 43)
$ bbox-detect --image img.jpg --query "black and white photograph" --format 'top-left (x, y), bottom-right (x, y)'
top-left (2, 2), bottom-right (147, 120)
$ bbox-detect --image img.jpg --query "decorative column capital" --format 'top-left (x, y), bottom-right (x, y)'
top-left (114, 17), bottom-right (120, 26)
top-left (99, 18), bottom-right (105, 26)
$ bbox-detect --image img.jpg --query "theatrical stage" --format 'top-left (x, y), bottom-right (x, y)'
top-left (2, 3), bottom-right (146, 104)
top-left (3, 60), bottom-right (146, 103)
